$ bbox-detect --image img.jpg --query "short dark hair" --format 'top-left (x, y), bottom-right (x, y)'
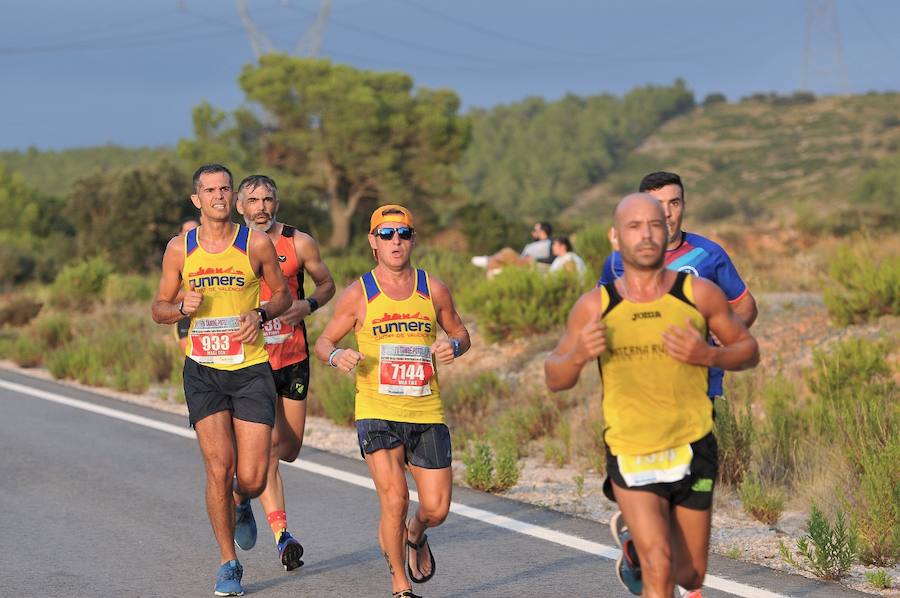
top-left (192, 164), bottom-right (233, 192)
top-left (553, 236), bottom-right (573, 252)
top-left (237, 174), bottom-right (277, 199)
top-left (638, 171), bottom-right (684, 195)
top-left (536, 221), bottom-right (553, 236)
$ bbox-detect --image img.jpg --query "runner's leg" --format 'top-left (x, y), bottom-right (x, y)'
top-left (670, 505), bottom-right (711, 591)
top-left (365, 445), bottom-right (413, 594)
top-left (232, 418), bottom-right (272, 501)
top-left (407, 465), bottom-right (452, 580)
top-left (612, 482), bottom-right (675, 598)
top-left (194, 411), bottom-right (239, 564)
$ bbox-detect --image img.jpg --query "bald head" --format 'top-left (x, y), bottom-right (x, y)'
top-left (612, 193), bottom-right (665, 229)
top-left (609, 192), bottom-right (668, 270)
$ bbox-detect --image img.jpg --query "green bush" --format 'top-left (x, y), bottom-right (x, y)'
top-left (463, 439), bottom-right (519, 492)
top-left (310, 359), bottom-right (356, 426)
top-left (10, 334), bottom-right (46, 368)
top-left (572, 223), bottom-right (611, 279)
top-left (754, 376), bottom-right (804, 485)
top-left (104, 273), bottom-right (155, 305)
top-left (738, 472), bottom-right (784, 526)
top-left (780, 505), bottom-right (858, 580)
top-left (441, 370), bottom-right (508, 431)
top-left (324, 252), bottom-right (375, 286)
top-left (458, 268), bottom-right (588, 342)
top-left (30, 312), bottom-right (73, 350)
top-left (714, 395), bottom-right (754, 486)
top-left (823, 244), bottom-right (900, 325)
top-left (45, 314), bottom-right (171, 393)
top-left (49, 257), bottom-right (114, 309)
top-left (864, 570), bottom-right (892, 590)
top-left (414, 249), bottom-right (481, 296)
top-left (850, 441), bottom-right (900, 566)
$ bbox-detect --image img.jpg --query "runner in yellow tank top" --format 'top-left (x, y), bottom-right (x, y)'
top-left (545, 194), bottom-right (759, 598)
top-left (152, 164), bottom-right (291, 597)
top-left (315, 205), bottom-right (470, 598)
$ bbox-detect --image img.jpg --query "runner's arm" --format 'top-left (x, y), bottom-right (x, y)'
top-left (545, 289), bottom-right (607, 391)
top-left (151, 236), bottom-right (187, 325)
top-left (279, 231), bottom-right (336, 326)
top-left (662, 278), bottom-right (759, 371)
top-left (429, 277), bottom-right (470, 364)
top-left (731, 291), bottom-right (758, 328)
top-left (314, 282), bottom-right (365, 372)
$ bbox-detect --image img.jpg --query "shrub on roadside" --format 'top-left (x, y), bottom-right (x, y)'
top-left (49, 257), bottom-right (113, 309)
top-left (864, 570), bottom-right (892, 590)
top-left (823, 244), bottom-right (899, 325)
top-left (441, 370), bottom-right (508, 431)
top-left (780, 505), bottom-right (858, 580)
top-left (754, 376), bottom-right (805, 485)
top-left (458, 268), bottom-right (587, 342)
top-left (0, 294), bottom-right (43, 327)
top-left (103, 273), bottom-right (155, 305)
top-left (463, 439), bottom-right (519, 492)
top-left (310, 358), bottom-right (356, 426)
top-left (738, 471), bottom-right (784, 526)
top-left (572, 223), bottom-right (611, 279)
top-left (714, 393), bottom-right (754, 486)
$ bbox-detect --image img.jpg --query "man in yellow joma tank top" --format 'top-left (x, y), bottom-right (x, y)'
top-left (315, 205), bottom-right (471, 598)
top-left (545, 194), bottom-right (759, 598)
top-left (152, 164), bottom-right (291, 597)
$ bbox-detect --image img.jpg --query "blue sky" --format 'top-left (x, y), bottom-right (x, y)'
top-left (2, 0), bottom-right (898, 150)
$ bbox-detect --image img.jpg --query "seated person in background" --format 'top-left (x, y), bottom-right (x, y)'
top-left (472, 221), bottom-right (554, 273)
top-left (549, 236), bottom-right (587, 275)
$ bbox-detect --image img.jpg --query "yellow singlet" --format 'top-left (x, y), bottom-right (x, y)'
top-left (182, 225), bottom-right (268, 371)
top-left (599, 272), bottom-right (712, 456)
top-left (355, 269), bottom-right (444, 424)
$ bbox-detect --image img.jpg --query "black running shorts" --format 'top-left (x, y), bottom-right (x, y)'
top-left (355, 419), bottom-right (452, 469)
top-left (271, 358), bottom-right (310, 401)
top-left (183, 358), bottom-right (277, 427)
top-left (603, 432), bottom-right (718, 511)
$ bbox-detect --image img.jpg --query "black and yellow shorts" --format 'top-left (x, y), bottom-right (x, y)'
top-left (603, 433), bottom-right (718, 510)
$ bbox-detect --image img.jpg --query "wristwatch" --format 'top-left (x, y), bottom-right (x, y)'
top-left (306, 297), bottom-right (319, 313)
top-left (451, 338), bottom-right (462, 358)
top-left (253, 307), bottom-right (269, 328)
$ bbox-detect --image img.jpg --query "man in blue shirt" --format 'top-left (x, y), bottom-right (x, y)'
top-left (599, 172), bottom-right (757, 399)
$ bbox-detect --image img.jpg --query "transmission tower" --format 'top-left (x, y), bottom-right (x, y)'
top-left (235, 0), bottom-right (332, 60)
top-left (803, 0), bottom-right (849, 93)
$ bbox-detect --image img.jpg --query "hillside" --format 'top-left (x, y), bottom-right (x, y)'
top-left (565, 93), bottom-right (900, 226)
top-left (0, 145), bottom-right (175, 197)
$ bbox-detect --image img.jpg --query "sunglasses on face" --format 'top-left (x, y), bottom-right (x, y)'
top-left (374, 226), bottom-right (414, 241)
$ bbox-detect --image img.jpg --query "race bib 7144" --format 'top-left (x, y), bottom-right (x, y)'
top-left (378, 344), bottom-right (434, 397)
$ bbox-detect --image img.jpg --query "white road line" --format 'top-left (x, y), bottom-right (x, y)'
top-left (2, 378), bottom-right (786, 598)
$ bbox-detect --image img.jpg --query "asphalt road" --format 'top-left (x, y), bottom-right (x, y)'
top-left (0, 368), bottom-right (870, 598)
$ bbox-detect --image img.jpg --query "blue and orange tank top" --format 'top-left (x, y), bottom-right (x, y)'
top-left (599, 272), bottom-right (712, 456)
top-left (259, 225), bottom-right (308, 369)
top-left (355, 269), bottom-right (443, 424)
top-left (182, 224), bottom-right (268, 371)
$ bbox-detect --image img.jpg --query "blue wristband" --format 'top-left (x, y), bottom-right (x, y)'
top-left (451, 338), bottom-right (462, 358)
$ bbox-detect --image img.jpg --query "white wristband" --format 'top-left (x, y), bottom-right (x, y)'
top-left (328, 348), bottom-right (342, 367)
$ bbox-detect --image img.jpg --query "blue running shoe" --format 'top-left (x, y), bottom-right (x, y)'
top-left (611, 511), bottom-right (642, 596)
top-left (214, 559), bottom-right (244, 597)
top-left (234, 499), bottom-right (257, 551)
top-left (276, 530), bottom-right (305, 571)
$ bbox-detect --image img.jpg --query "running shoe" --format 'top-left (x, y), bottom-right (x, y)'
top-left (675, 587), bottom-right (703, 598)
top-left (610, 511), bottom-right (642, 596)
top-left (234, 499), bottom-right (257, 551)
top-left (214, 559), bottom-right (244, 597)
top-left (276, 530), bottom-right (304, 571)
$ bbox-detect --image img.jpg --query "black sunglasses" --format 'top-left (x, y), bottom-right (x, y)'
top-left (374, 226), bottom-right (414, 241)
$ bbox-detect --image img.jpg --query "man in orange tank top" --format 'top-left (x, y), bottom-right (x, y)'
top-left (234, 174), bottom-right (335, 571)
top-left (544, 194), bottom-right (759, 598)
top-left (314, 205), bottom-right (470, 598)
top-left (152, 164), bottom-right (291, 597)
